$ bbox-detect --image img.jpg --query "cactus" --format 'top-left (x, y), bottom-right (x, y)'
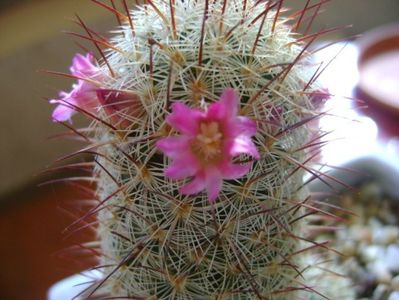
top-left (50, 1), bottom-right (354, 299)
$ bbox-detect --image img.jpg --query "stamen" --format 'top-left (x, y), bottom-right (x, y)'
top-left (192, 121), bottom-right (224, 164)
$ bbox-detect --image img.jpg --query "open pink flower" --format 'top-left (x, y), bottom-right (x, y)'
top-left (50, 53), bottom-right (103, 122)
top-left (96, 89), bottom-right (143, 128)
top-left (156, 89), bottom-right (260, 202)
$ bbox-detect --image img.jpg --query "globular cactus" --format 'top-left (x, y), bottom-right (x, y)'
top-left (50, 1), bottom-right (353, 299)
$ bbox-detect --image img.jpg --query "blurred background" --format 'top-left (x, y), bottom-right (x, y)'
top-left (0, 0), bottom-right (398, 299)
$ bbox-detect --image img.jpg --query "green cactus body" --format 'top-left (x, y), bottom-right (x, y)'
top-left (51, 1), bottom-right (354, 299)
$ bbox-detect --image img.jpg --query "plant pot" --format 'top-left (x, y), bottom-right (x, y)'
top-left (47, 270), bottom-right (102, 300)
top-left (357, 23), bottom-right (399, 115)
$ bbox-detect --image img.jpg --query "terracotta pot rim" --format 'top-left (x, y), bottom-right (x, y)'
top-left (356, 23), bottom-right (399, 114)
top-left (357, 23), bottom-right (399, 65)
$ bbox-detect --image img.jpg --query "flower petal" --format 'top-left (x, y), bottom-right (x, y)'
top-left (51, 101), bottom-right (76, 122)
top-left (228, 136), bottom-right (260, 159)
top-left (224, 116), bottom-right (257, 137)
top-left (156, 136), bottom-right (192, 158)
top-left (50, 53), bottom-right (103, 122)
top-left (97, 89), bottom-right (140, 112)
top-left (207, 88), bottom-right (238, 120)
top-left (51, 85), bottom-right (98, 120)
top-left (165, 155), bottom-right (199, 179)
top-left (97, 89), bottom-right (143, 127)
top-left (180, 173), bottom-right (207, 196)
top-left (219, 161), bottom-right (252, 180)
top-left (236, 116), bottom-right (257, 136)
top-left (166, 102), bottom-right (203, 135)
top-left (205, 167), bottom-right (223, 202)
top-left (70, 53), bottom-right (98, 77)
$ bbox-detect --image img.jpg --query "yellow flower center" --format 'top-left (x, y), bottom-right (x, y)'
top-left (192, 121), bottom-right (224, 164)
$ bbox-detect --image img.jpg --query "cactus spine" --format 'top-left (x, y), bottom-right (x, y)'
top-left (51, 1), bottom-right (354, 299)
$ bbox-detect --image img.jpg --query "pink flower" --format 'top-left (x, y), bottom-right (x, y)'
top-left (157, 89), bottom-right (260, 203)
top-left (50, 53), bottom-right (103, 122)
top-left (96, 89), bottom-right (143, 128)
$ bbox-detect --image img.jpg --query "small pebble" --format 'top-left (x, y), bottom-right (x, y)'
top-left (371, 261), bottom-right (393, 284)
top-left (349, 225), bottom-right (369, 242)
top-left (386, 245), bottom-right (399, 272)
top-left (373, 227), bottom-right (399, 245)
top-left (340, 240), bottom-right (357, 257)
top-left (389, 291), bottom-right (399, 300)
top-left (385, 227), bottom-right (399, 244)
top-left (373, 284), bottom-right (391, 300)
top-left (391, 275), bottom-right (399, 291)
top-left (362, 245), bottom-right (385, 263)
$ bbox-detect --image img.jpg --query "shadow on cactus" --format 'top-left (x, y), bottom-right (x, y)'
top-left (48, 0), bottom-right (354, 299)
